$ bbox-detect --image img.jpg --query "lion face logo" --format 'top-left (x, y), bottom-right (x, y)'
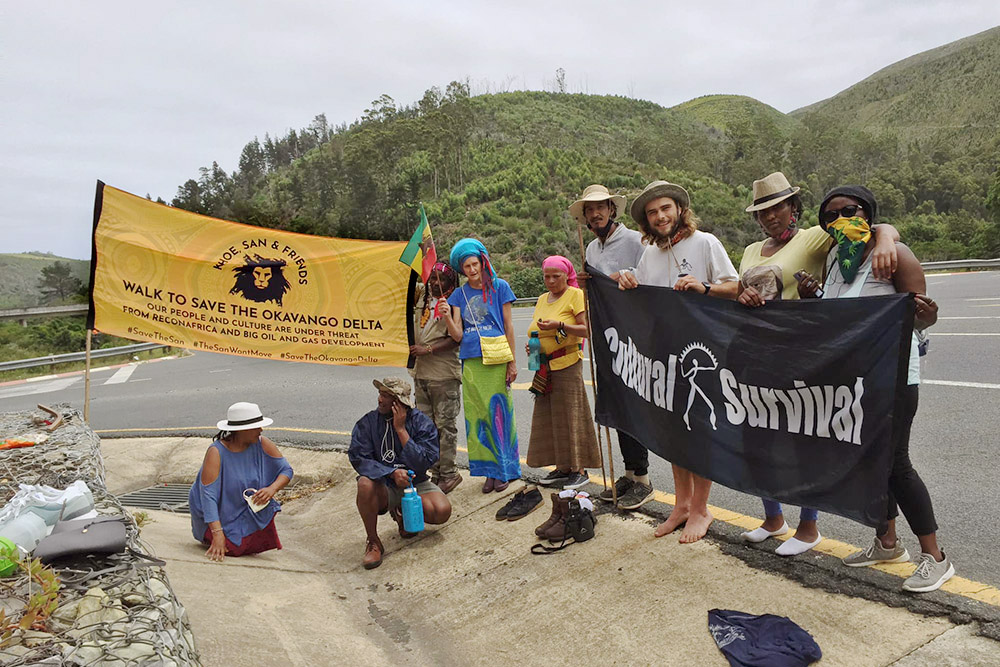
top-left (230, 254), bottom-right (291, 306)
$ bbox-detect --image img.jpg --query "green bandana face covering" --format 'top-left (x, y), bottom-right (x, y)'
top-left (826, 216), bottom-right (872, 282)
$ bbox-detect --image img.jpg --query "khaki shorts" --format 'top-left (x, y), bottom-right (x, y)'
top-left (386, 478), bottom-right (442, 510)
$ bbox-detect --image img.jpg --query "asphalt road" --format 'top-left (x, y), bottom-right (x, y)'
top-left (2, 270), bottom-right (999, 587)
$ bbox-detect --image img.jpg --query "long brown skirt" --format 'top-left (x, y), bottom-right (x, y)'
top-left (526, 361), bottom-right (601, 469)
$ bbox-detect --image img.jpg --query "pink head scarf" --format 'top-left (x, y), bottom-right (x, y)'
top-left (542, 255), bottom-right (579, 288)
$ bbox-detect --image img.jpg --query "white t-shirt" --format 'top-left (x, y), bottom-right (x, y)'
top-left (633, 230), bottom-right (738, 288)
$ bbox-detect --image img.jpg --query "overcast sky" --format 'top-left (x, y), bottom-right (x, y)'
top-left (3, 2), bottom-right (999, 260)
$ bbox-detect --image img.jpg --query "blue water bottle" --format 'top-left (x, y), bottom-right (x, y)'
top-left (528, 331), bottom-right (541, 371)
top-left (401, 470), bottom-right (425, 533)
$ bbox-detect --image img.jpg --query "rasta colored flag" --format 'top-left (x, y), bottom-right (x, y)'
top-left (88, 182), bottom-right (414, 366)
top-left (399, 205), bottom-right (436, 282)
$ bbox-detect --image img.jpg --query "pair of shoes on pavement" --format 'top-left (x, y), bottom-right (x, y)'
top-left (598, 476), bottom-right (654, 510)
top-left (436, 474), bottom-right (463, 495)
top-left (843, 537), bottom-right (955, 593)
top-left (495, 487), bottom-right (543, 521)
top-left (538, 469), bottom-right (589, 491)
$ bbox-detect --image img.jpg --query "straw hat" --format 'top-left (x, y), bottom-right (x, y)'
top-left (630, 180), bottom-right (691, 225)
top-left (373, 377), bottom-right (414, 408)
top-left (217, 402), bottom-right (273, 431)
top-left (568, 184), bottom-right (627, 222)
top-left (745, 172), bottom-right (800, 212)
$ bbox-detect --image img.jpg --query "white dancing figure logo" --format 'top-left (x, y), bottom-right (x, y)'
top-left (680, 342), bottom-right (719, 431)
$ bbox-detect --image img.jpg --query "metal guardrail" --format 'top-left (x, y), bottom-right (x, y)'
top-left (0, 342), bottom-right (164, 373)
top-left (0, 304), bottom-right (89, 322)
top-left (920, 258), bottom-right (1000, 271)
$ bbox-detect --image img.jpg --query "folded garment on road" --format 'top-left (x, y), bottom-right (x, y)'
top-left (708, 608), bottom-right (821, 667)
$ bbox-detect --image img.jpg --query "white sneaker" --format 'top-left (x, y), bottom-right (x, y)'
top-left (741, 521), bottom-right (790, 543)
top-left (903, 552), bottom-right (955, 593)
top-left (775, 533), bottom-right (823, 556)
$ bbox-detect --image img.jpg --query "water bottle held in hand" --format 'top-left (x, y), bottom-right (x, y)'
top-left (528, 331), bottom-right (541, 371)
top-left (401, 470), bottom-right (424, 533)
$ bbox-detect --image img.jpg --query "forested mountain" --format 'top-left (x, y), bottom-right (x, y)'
top-left (167, 29), bottom-right (1000, 296)
top-left (793, 26), bottom-right (1000, 147)
top-left (0, 253), bottom-right (89, 309)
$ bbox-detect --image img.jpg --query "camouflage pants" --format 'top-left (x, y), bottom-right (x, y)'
top-left (414, 378), bottom-right (461, 478)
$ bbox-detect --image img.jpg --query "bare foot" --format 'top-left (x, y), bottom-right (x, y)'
top-left (654, 507), bottom-right (689, 538)
top-left (679, 508), bottom-right (713, 544)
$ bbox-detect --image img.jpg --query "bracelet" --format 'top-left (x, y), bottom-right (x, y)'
top-left (211, 528), bottom-right (223, 534)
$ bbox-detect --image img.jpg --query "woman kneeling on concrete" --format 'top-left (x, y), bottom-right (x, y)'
top-left (189, 402), bottom-right (293, 562)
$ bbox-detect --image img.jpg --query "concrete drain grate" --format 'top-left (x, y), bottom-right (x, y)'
top-left (118, 483), bottom-right (191, 514)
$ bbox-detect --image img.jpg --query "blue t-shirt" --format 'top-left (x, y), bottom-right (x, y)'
top-left (188, 439), bottom-right (294, 546)
top-left (447, 278), bottom-right (517, 360)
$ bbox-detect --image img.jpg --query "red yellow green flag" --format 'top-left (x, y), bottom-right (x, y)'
top-left (399, 205), bottom-right (436, 282)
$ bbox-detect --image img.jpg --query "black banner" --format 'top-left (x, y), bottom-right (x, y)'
top-left (586, 269), bottom-right (915, 527)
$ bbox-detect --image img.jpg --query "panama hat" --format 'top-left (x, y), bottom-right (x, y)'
top-left (630, 180), bottom-right (691, 225)
top-left (217, 402), bottom-right (273, 431)
top-left (373, 377), bottom-right (414, 408)
top-left (568, 184), bottom-right (627, 222)
top-left (745, 172), bottom-right (800, 212)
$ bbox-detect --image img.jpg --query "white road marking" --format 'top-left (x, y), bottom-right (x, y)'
top-left (971, 304), bottom-right (1000, 308)
top-left (209, 369), bottom-right (232, 373)
top-left (0, 377), bottom-right (80, 399)
top-left (925, 379), bottom-right (1000, 390)
top-left (939, 316), bottom-right (1000, 320)
top-left (965, 297), bottom-right (1000, 301)
top-left (930, 333), bottom-right (1000, 336)
top-left (104, 364), bottom-right (138, 385)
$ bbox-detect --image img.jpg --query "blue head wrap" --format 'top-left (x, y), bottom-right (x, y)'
top-left (449, 238), bottom-right (492, 274)
top-left (449, 238), bottom-right (497, 302)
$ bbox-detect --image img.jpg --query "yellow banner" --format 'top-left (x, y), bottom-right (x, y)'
top-left (89, 183), bottom-right (411, 366)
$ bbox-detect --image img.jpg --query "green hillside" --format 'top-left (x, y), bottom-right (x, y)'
top-left (793, 26), bottom-right (1000, 147)
top-left (164, 29), bottom-right (1000, 294)
top-left (0, 253), bottom-right (89, 309)
top-left (672, 94), bottom-right (798, 134)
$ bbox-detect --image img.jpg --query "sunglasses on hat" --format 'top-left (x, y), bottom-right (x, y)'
top-left (819, 204), bottom-right (866, 225)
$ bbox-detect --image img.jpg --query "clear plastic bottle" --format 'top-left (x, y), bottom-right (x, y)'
top-left (528, 331), bottom-right (541, 371)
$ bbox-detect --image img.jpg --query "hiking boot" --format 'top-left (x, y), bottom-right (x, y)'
top-left (362, 538), bottom-right (384, 569)
top-left (903, 551), bottom-right (955, 593)
top-left (598, 476), bottom-right (635, 502)
top-left (506, 487), bottom-right (543, 521)
top-left (538, 469), bottom-right (572, 487)
top-left (495, 490), bottom-right (522, 520)
top-left (562, 472), bottom-right (590, 490)
top-left (843, 536), bottom-right (910, 567)
top-left (437, 473), bottom-right (463, 495)
top-left (616, 481), bottom-right (654, 510)
top-left (535, 493), bottom-right (569, 536)
top-left (543, 513), bottom-right (568, 543)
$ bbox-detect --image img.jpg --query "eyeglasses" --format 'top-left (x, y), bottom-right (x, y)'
top-left (819, 205), bottom-right (866, 225)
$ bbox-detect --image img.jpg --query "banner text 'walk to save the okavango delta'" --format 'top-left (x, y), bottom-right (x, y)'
top-left (586, 269), bottom-right (915, 527)
top-left (88, 182), bottom-right (413, 366)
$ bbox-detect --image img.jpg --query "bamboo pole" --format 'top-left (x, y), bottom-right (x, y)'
top-left (84, 329), bottom-right (92, 422)
top-left (575, 219), bottom-right (616, 501)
